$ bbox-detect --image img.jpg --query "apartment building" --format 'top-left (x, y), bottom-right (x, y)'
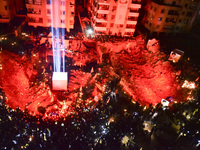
top-left (89, 0), bottom-right (141, 36)
top-left (25, 0), bottom-right (75, 32)
top-left (142, 0), bottom-right (200, 34)
top-left (0, 0), bottom-right (24, 23)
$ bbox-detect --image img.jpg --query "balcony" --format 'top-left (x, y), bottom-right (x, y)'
top-left (125, 28), bottom-right (135, 32)
top-left (98, 0), bottom-right (110, 4)
top-left (25, 0), bottom-right (42, 5)
top-left (27, 9), bottom-right (41, 15)
top-left (0, 18), bottom-right (10, 23)
top-left (165, 17), bottom-right (177, 24)
top-left (127, 16), bottom-right (138, 21)
top-left (96, 22), bottom-right (107, 27)
top-left (152, 0), bottom-right (181, 7)
top-left (96, 18), bottom-right (107, 23)
top-left (96, 13), bottom-right (108, 22)
top-left (128, 12), bottom-right (139, 17)
top-left (97, 10), bottom-right (109, 14)
top-left (0, 15), bottom-right (9, 19)
top-left (29, 17), bottom-right (43, 23)
top-left (162, 25), bottom-right (174, 31)
top-left (127, 21), bottom-right (137, 24)
top-left (130, 3), bottom-right (141, 9)
top-left (126, 24), bottom-right (136, 29)
top-left (168, 10), bottom-right (179, 16)
top-left (94, 27), bottom-right (107, 31)
top-left (98, 5), bottom-right (109, 10)
top-left (131, 0), bottom-right (141, 4)
top-left (129, 8), bottom-right (139, 13)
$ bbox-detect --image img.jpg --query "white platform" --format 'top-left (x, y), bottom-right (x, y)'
top-left (52, 72), bottom-right (68, 90)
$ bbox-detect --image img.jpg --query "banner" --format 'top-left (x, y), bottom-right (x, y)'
top-left (114, 0), bottom-right (129, 24)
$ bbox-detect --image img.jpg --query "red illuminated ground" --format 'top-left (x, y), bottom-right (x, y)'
top-left (0, 37), bottom-right (192, 116)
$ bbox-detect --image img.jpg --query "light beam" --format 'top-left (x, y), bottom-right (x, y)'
top-left (50, 0), bottom-right (67, 90)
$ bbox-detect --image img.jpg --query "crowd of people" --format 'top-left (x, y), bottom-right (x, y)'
top-left (1, 28), bottom-right (200, 149)
top-left (0, 81), bottom-right (200, 150)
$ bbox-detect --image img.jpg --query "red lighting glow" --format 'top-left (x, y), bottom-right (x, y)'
top-left (0, 38), bottom-right (196, 117)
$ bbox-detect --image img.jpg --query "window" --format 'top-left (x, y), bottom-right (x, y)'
top-left (70, 20), bottom-right (74, 25)
top-left (112, 6), bottom-right (117, 11)
top-left (150, 6), bottom-right (153, 10)
top-left (172, 1), bottom-right (176, 5)
top-left (158, 17), bottom-right (162, 21)
top-left (39, 18), bottom-right (43, 23)
top-left (96, 22), bottom-right (107, 27)
top-left (61, 20), bottom-right (65, 23)
top-left (47, 0), bottom-right (51, 4)
top-left (111, 15), bottom-right (115, 20)
top-left (128, 16), bottom-right (137, 21)
top-left (110, 23), bottom-right (114, 27)
top-left (154, 7), bottom-right (157, 12)
top-left (163, 25), bottom-right (173, 30)
top-left (47, 9), bottom-right (51, 14)
top-left (165, 17), bottom-right (177, 23)
top-left (27, 0), bottom-right (33, 4)
top-left (126, 24), bottom-right (135, 28)
top-left (71, 12), bottom-right (74, 16)
top-left (161, 9), bottom-right (165, 13)
top-left (61, 1), bottom-right (65, 5)
top-left (120, 24), bottom-right (123, 27)
top-left (125, 32), bottom-right (132, 36)
top-left (5, 6), bottom-right (7, 10)
top-left (185, 4), bottom-right (188, 8)
top-left (98, 4), bottom-right (109, 10)
top-left (130, 8), bottom-right (139, 13)
top-left (189, 5), bottom-right (196, 10)
top-left (183, 19), bottom-right (189, 24)
top-left (47, 19), bottom-right (51, 23)
top-left (62, 11), bottom-right (65, 15)
top-left (168, 10), bottom-right (179, 16)
top-left (186, 12), bottom-right (193, 17)
top-left (27, 8), bottom-right (33, 13)
top-left (34, 0), bottom-right (42, 5)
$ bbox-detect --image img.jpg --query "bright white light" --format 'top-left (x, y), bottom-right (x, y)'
top-left (182, 80), bottom-right (196, 89)
top-left (29, 136), bottom-right (33, 142)
top-left (50, 1), bottom-right (66, 73)
top-left (12, 140), bottom-right (17, 144)
top-left (121, 135), bottom-right (129, 145)
top-left (87, 29), bottom-right (93, 34)
top-left (161, 99), bottom-right (169, 107)
top-left (52, 72), bottom-right (67, 80)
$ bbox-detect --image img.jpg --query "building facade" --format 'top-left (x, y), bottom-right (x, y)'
top-left (25, 0), bottom-right (75, 32)
top-left (142, 0), bottom-right (200, 34)
top-left (0, 0), bottom-right (24, 23)
top-left (89, 0), bottom-right (141, 36)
